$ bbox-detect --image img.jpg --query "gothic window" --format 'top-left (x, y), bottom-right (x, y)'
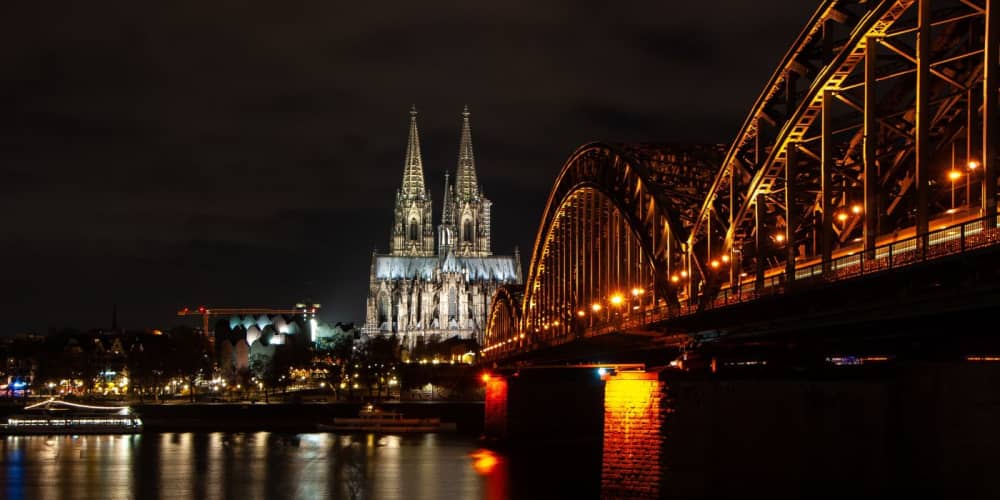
top-left (415, 292), bottom-right (422, 325)
top-left (448, 287), bottom-right (458, 323)
top-left (377, 292), bottom-right (391, 331)
top-left (463, 219), bottom-right (473, 243)
top-left (392, 291), bottom-right (403, 332)
top-left (409, 217), bottom-right (419, 241)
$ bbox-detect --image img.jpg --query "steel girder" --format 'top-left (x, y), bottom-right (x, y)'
top-left (688, 0), bottom-right (996, 299)
top-left (511, 143), bottom-right (719, 351)
top-left (483, 285), bottom-right (524, 358)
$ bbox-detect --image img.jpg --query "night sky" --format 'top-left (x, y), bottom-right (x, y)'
top-left (1, 1), bottom-right (817, 334)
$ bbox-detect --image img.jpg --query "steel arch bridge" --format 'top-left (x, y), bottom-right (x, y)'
top-left (484, 0), bottom-right (1000, 361)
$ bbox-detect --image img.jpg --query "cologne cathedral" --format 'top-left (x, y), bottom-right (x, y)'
top-left (363, 106), bottom-right (522, 346)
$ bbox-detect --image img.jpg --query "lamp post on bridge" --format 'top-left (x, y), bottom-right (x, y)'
top-left (949, 169), bottom-right (962, 213)
top-left (609, 293), bottom-right (625, 329)
top-left (590, 302), bottom-right (602, 329)
top-left (630, 287), bottom-right (645, 327)
top-left (967, 160), bottom-right (979, 209)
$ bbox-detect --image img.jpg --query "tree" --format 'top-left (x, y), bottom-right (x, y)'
top-left (127, 334), bottom-right (166, 403)
top-left (249, 339), bottom-right (276, 402)
top-left (165, 326), bottom-right (212, 402)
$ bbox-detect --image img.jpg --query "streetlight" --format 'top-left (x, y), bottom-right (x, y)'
top-left (967, 160), bottom-right (979, 209)
top-left (609, 293), bottom-right (624, 324)
top-left (948, 169), bottom-right (962, 211)
top-left (630, 287), bottom-right (645, 309)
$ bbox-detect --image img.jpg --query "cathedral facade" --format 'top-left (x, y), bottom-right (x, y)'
top-left (363, 107), bottom-right (522, 346)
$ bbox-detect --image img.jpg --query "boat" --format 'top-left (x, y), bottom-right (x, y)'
top-left (1, 398), bottom-right (143, 435)
top-left (318, 403), bottom-right (455, 433)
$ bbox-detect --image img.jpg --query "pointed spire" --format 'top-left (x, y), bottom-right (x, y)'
top-left (401, 105), bottom-right (426, 199)
top-left (454, 105), bottom-right (479, 201)
top-left (442, 171), bottom-right (455, 225)
top-left (514, 246), bottom-right (523, 283)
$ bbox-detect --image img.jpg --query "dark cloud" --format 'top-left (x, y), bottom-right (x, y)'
top-left (0, 1), bottom-right (817, 333)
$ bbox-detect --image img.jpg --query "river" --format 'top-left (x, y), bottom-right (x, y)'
top-left (0, 432), bottom-right (596, 500)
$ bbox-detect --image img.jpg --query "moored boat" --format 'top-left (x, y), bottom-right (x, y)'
top-left (318, 404), bottom-right (454, 433)
top-left (1, 398), bottom-right (143, 435)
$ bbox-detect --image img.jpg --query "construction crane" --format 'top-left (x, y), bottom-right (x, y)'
top-left (177, 304), bottom-right (320, 342)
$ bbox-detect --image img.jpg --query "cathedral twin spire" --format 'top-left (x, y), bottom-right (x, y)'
top-left (454, 105), bottom-right (479, 201)
top-left (391, 106), bottom-right (490, 258)
top-left (391, 106), bottom-right (433, 256)
top-left (400, 105), bottom-right (427, 200)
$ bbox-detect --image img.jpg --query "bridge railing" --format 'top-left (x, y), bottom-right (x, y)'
top-left (586, 213), bottom-right (1000, 334)
top-left (701, 213), bottom-right (1000, 312)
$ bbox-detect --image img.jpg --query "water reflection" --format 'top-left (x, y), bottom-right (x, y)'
top-left (0, 433), bottom-right (536, 500)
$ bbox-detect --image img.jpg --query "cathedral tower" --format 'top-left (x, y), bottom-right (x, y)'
top-left (391, 106), bottom-right (435, 256)
top-left (448, 106), bottom-right (492, 257)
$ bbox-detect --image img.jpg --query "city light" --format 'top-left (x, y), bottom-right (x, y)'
top-left (836, 212), bottom-right (848, 222)
top-left (721, 254), bottom-right (730, 263)
top-left (591, 303), bottom-right (602, 312)
top-left (597, 367), bottom-right (608, 377)
top-left (631, 287), bottom-right (645, 296)
top-left (710, 259), bottom-right (720, 269)
top-left (851, 204), bottom-right (863, 215)
top-left (968, 160), bottom-right (979, 170)
top-left (670, 274), bottom-right (680, 283)
top-left (609, 294), bottom-right (624, 306)
top-left (948, 170), bottom-right (962, 181)
top-left (577, 310), bottom-right (586, 317)
top-left (775, 233), bottom-right (785, 243)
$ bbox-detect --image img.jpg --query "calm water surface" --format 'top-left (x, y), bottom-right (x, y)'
top-left (0, 432), bottom-right (586, 500)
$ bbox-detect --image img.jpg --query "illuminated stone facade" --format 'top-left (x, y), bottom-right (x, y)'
top-left (363, 107), bottom-right (522, 346)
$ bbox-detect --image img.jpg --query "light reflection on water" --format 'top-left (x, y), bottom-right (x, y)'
top-left (0, 433), bottom-right (519, 500)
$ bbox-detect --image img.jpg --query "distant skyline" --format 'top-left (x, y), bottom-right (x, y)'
top-left (0, 1), bottom-right (817, 334)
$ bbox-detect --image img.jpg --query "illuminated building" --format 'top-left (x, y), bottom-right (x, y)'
top-left (363, 106), bottom-right (522, 346)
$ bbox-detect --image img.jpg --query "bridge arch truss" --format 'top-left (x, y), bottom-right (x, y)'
top-left (485, 0), bottom-right (1000, 361)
